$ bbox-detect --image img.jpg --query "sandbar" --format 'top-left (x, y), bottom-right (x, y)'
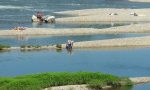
top-left (129, 0), bottom-right (150, 2)
top-left (0, 23), bottom-right (150, 36)
top-left (55, 8), bottom-right (150, 22)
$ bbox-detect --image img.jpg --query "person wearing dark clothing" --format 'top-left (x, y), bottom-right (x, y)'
top-left (36, 12), bottom-right (44, 21)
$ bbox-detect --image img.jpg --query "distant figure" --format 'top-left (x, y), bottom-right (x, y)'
top-left (66, 40), bottom-right (74, 50)
top-left (13, 27), bottom-right (26, 31)
top-left (109, 13), bottom-right (118, 16)
top-left (130, 12), bottom-right (138, 16)
top-left (36, 12), bottom-right (44, 21)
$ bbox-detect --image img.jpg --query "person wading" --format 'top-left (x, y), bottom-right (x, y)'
top-left (36, 12), bottom-right (44, 21)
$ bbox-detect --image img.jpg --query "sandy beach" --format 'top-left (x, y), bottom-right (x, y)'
top-left (68, 36), bottom-right (150, 48)
top-left (129, 0), bottom-right (150, 2)
top-left (55, 8), bottom-right (150, 22)
top-left (0, 23), bottom-right (150, 36)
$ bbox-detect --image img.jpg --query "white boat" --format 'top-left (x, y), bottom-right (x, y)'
top-left (31, 15), bottom-right (55, 23)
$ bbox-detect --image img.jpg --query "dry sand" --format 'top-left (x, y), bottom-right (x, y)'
top-left (45, 85), bottom-right (111, 90)
top-left (1, 23), bottom-right (150, 36)
top-left (130, 77), bottom-right (150, 84)
top-left (129, 0), bottom-right (150, 2)
top-left (68, 36), bottom-right (150, 48)
top-left (55, 8), bottom-right (150, 22)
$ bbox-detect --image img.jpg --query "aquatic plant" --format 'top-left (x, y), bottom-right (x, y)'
top-left (0, 72), bottom-right (132, 90)
top-left (20, 45), bottom-right (41, 49)
top-left (0, 44), bottom-right (10, 50)
top-left (56, 44), bottom-right (62, 49)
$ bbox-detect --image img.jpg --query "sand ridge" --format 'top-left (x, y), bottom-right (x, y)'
top-left (0, 23), bottom-right (150, 36)
top-left (129, 0), bottom-right (150, 2)
top-left (55, 8), bottom-right (150, 22)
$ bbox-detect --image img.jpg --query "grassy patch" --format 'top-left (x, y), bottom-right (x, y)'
top-left (56, 44), bottom-right (62, 49)
top-left (0, 72), bottom-right (132, 90)
top-left (20, 45), bottom-right (41, 49)
top-left (0, 44), bottom-right (10, 50)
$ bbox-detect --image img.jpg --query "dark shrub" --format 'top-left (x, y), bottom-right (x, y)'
top-left (56, 44), bottom-right (62, 49)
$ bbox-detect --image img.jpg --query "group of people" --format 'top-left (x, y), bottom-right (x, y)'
top-left (13, 27), bottom-right (27, 31)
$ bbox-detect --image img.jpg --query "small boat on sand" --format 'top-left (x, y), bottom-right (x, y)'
top-left (32, 15), bottom-right (55, 23)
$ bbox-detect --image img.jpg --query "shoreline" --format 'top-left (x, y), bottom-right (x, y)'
top-left (129, 0), bottom-right (150, 2)
top-left (0, 72), bottom-right (150, 90)
top-left (47, 76), bottom-right (150, 90)
top-left (1, 36), bottom-right (150, 51)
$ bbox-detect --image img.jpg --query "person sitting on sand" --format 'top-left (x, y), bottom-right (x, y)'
top-left (13, 27), bottom-right (26, 31)
top-left (130, 12), bottom-right (138, 16)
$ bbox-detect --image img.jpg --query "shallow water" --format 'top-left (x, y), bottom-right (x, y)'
top-left (0, 48), bottom-right (150, 89)
top-left (0, 33), bottom-right (149, 46)
top-left (1, 47), bottom-right (150, 90)
top-left (0, 48), bottom-right (150, 77)
top-left (0, 0), bottom-right (150, 29)
top-left (109, 83), bottom-right (150, 90)
top-left (0, 0), bottom-right (150, 90)
top-left (0, 21), bottom-right (131, 29)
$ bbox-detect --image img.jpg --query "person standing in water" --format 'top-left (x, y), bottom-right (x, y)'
top-left (36, 11), bottom-right (44, 21)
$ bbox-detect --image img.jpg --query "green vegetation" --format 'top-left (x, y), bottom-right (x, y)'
top-left (88, 77), bottom-right (132, 90)
top-left (56, 44), bottom-right (62, 49)
top-left (0, 72), bottom-right (132, 90)
top-left (20, 45), bottom-right (41, 49)
top-left (0, 44), bottom-right (10, 50)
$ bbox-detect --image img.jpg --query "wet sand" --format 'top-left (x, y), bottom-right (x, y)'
top-left (55, 8), bottom-right (150, 22)
top-left (129, 0), bottom-right (150, 2)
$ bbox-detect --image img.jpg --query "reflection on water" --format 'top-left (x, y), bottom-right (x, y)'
top-left (133, 83), bottom-right (150, 90)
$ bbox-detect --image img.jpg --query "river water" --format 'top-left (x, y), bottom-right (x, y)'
top-left (0, 48), bottom-right (150, 90)
top-left (0, 0), bottom-right (150, 29)
top-left (0, 0), bottom-right (150, 90)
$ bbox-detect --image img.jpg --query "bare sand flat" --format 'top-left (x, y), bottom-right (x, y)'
top-left (55, 8), bottom-right (150, 22)
top-left (35, 36), bottom-right (150, 49)
top-left (70, 36), bottom-right (150, 48)
top-left (0, 23), bottom-right (150, 36)
top-left (129, 0), bottom-right (150, 2)
top-left (130, 77), bottom-right (150, 84)
top-left (45, 85), bottom-right (111, 90)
